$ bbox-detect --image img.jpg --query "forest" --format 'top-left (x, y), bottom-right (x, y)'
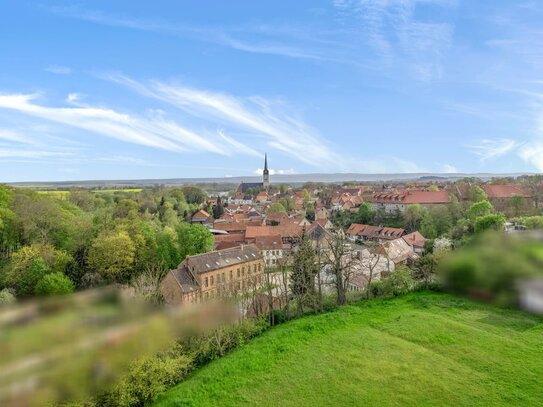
top-left (0, 185), bottom-right (213, 301)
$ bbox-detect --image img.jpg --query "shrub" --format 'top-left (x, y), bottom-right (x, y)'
top-left (35, 272), bottom-right (75, 296)
top-left (370, 267), bottom-right (415, 298)
top-left (105, 352), bottom-right (192, 407)
top-left (0, 288), bottom-right (15, 306)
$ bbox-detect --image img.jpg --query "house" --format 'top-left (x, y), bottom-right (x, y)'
top-left (371, 190), bottom-right (449, 213)
top-left (191, 209), bottom-right (211, 224)
top-left (482, 184), bottom-right (532, 212)
top-left (160, 245), bottom-right (264, 305)
top-left (245, 224), bottom-right (303, 246)
top-left (315, 206), bottom-right (329, 220)
top-left (346, 224), bottom-right (406, 243)
top-left (313, 218), bottom-right (334, 230)
top-left (375, 238), bottom-right (419, 266)
top-left (402, 231), bottom-right (427, 254)
top-left (254, 235), bottom-right (284, 268)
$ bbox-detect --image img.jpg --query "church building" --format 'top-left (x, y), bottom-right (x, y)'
top-left (237, 154), bottom-right (270, 194)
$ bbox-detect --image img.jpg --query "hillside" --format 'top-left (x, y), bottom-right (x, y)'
top-left (155, 292), bottom-right (543, 407)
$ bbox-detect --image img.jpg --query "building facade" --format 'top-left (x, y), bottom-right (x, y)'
top-left (160, 245), bottom-right (265, 305)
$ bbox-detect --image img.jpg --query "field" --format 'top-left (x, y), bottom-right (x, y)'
top-left (35, 188), bottom-right (142, 197)
top-left (155, 292), bottom-right (543, 407)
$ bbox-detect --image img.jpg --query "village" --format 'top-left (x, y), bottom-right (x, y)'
top-left (160, 154), bottom-right (542, 311)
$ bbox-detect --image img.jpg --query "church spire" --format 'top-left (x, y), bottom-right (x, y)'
top-left (263, 153), bottom-right (269, 190)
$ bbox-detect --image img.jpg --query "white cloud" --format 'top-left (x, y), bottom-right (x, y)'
top-left (518, 143), bottom-right (543, 171)
top-left (45, 65), bottom-right (72, 75)
top-left (467, 138), bottom-right (519, 161)
top-left (104, 74), bottom-right (342, 167)
top-left (333, 0), bottom-right (455, 80)
top-left (441, 163), bottom-right (458, 173)
top-left (253, 168), bottom-right (296, 175)
top-left (0, 93), bottom-right (226, 155)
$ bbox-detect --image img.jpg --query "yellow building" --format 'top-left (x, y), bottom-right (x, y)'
top-left (160, 244), bottom-right (265, 305)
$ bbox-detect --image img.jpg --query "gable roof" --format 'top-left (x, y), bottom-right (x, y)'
top-left (185, 244), bottom-right (262, 274)
top-left (376, 238), bottom-right (419, 264)
top-left (346, 223), bottom-right (406, 240)
top-left (372, 190), bottom-right (449, 204)
top-left (483, 184), bottom-right (530, 199)
top-left (402, 231), bottom-right (426, 248)
top-left (192, 209), bottom-right (210, 219)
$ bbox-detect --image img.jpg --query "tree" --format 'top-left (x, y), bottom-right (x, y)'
top-left (291, 232), bottom-right (318, 316)
top-left (468, 186), bottom-right (487, 203)
top-left (403, 204), bottom-right (424, 232)
top-left (88, 231), bottom-right (136, 282)
top-left (212, 196), bottom-right (224, 219)
top-left (5, 244), bottom-right (72, 296)
top-left (508, 195), bottom-right (525, 217)
top-left (181, 186), bottom-right (207, 205)
top-left (523, 175), bottom-right (543, 210)
top-left (279, 197), bottom-right (295, 212)
top-left (355, 202), bottom-right (372, 224)
top-left (176, 223), bottom-right (214, 261)
top-left (413, 254), bottom-right (437, 287)
top-left (420, 212), bottom-right (437, 239)
top-left (325, 231), bottom-right (357, 305)
top-left (267, 203), bottom-right (287, 214)
top-left (467, 200), bottom-right (493, 220)
top-left (35, 272), bottom-right (75, 296)
top-left (474, 213), bottom-right (506, 233)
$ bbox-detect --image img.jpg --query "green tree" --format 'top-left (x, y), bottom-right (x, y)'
top-left (176, 223), bottom-right (213, 261)
top-left (35, 272), bottom-right (75, 296)
top-left (467, 200), bottom-right (493, 220)
top-left (88, 231), bottom-right (136, 282)
top-left (355, 202), bottom-right (372, 224)
top-left (267, 203), bottom-right (287, 214)
top-left (468, 186), bottom-right (487, 203)
top-left (474, 213), bottom-right (506, 233)
top-left (279, 197), bottom-right (295, 212)
top-left (403, 204), bottom-right (424, 232)
top-left (290, 232), bottom-right (317, 316)
top-left (180, 186), bottom-right (207, 205)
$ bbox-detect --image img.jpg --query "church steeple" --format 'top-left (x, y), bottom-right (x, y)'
top-left (263, 153), bottom-right (269, 190)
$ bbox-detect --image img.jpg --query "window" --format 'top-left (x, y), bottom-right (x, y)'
top-left (221, 273), bottom-right (225, 283)
top-left (258, 264), bottom-right (261, 271)
top-left (204, 277), bottom-right (209, 287)
top-left (253, 264), bottom-right (257, 273)
top-left (237, 268), bottom-right (240, 278)
top-left (210, 275), bottom-right (214, 286)
top-left (229, 270), bottom-right (233, 280)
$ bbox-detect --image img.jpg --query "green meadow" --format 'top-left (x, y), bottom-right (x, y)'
top-left (155, 292), bottom-right (543, 407)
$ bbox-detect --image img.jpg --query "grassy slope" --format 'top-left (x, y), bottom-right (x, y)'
top-left (155, 292), bottom-right (543, 407)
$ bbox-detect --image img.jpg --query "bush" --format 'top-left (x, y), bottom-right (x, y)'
top-left (370, 267), bottom-right (415, 298)
top-left (35, 272), bottom-right (75, 296)
top-left (181, 318), bottom-right (269, 366)
top-left (105, 351), bottom-right (192, 407)
top-left (0, 288), bottom-right (15, 306)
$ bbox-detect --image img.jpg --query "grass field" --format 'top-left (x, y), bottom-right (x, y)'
top-left (155, 292), bottom-right (543, 407)
top-left (36, 188), bottom-right (142, 197)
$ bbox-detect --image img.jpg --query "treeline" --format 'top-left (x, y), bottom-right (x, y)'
top-left (0, 185), bottom-right (213, 300)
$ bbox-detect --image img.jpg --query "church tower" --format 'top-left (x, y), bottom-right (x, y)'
top-left (263, 153), bottom-right (269, 190)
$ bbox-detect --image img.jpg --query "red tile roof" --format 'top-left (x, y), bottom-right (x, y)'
top-left (372, 190), bottom-right (449, 204)
top-left (245, 224), bottom-right (303, 239)
top-left (192, 209), bottom-right (210, 219)
top-left (482, 184), bottom-right (530, 199)
top-left (346, 223), bottom-right (406, 240)
top-left (402, 231), bottom-right (426, 248)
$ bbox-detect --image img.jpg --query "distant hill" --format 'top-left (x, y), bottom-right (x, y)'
top-left (6, 172), bottom-right (535, 190)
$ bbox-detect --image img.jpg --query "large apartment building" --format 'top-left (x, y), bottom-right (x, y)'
top-left (160, 245), bottom-right (265, 305)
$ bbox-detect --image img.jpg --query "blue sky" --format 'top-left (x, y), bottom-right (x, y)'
top-left (1, 0), bottom-right (543, 182)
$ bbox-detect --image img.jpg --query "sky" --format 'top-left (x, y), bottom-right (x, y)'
top-left (1, 0), bottom-right (543, 182)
